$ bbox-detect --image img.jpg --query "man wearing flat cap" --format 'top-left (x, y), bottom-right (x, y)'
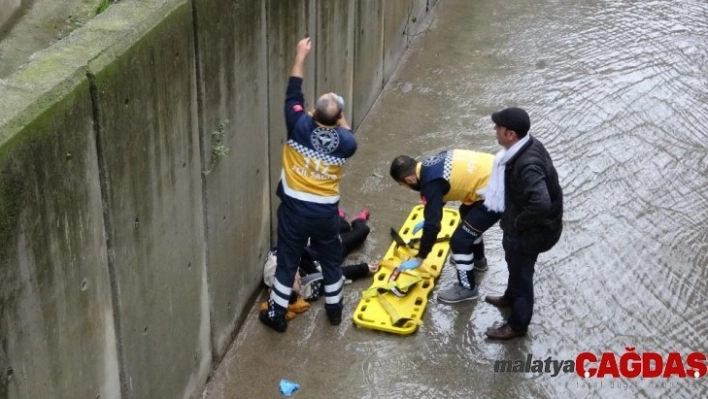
top-left (481, 107), bottom-right (563, 340)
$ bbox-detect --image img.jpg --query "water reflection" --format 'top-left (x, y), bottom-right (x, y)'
top-left (341, 0), bottom-right (708, 397)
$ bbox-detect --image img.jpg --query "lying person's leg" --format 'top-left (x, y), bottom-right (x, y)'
top-left (340, 209), bottom-right (370, 257)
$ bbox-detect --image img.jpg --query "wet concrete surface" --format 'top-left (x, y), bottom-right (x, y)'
top-left (0, 0), bottom-right (100, 78)
top-left (202, 0), bottom-right (708, 397)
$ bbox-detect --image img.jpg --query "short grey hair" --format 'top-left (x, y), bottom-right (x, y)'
top-left (314, 94), bottom-right (342, 126)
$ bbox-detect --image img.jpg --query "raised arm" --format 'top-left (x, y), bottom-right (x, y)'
top-left (284, 37), bottom-right (312, 134)
top-left (290, 37), bottom-right (311, 78)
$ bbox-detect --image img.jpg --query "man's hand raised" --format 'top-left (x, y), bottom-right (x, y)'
top-left (291, 37), bottom-right (311, 78)
top-left (296, 37), bottom-right (311, 60)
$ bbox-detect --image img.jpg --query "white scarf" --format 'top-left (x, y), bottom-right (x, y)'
top-left (479, 135), bottom-right (531, 212)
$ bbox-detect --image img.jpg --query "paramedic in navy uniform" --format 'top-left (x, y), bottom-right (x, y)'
top-left (389, 150), bottom-right (499, 303)
top-left (260, 37), bottom-right (357, 332)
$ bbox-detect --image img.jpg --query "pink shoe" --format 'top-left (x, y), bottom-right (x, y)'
top-left (338, 208), bottom-right (346, 219)
top-left (351, 209), bottom-right (370, 223)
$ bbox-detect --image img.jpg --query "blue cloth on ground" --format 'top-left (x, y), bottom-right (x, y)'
top-left (279, 379), bottom-right (300, 396)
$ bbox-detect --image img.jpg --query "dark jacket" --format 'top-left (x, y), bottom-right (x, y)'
top-left (500, 136), bottom-right (563, 254)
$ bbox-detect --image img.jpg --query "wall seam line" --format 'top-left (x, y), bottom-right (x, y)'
top-left (264, 0), bottom-right (274, 247)
top-left (189, 0), bottom-right (216, 366)
top-left (86, 71), bottom-right (127, 399)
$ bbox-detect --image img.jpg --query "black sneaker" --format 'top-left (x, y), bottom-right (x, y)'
top-left (259, 310), bottom-right (287, 333)
top-left (325, 306), bottom-right (342, 326)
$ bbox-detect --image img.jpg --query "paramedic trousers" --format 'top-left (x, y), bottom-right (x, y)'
top-left (449, 201), bottom-right (501, 289)
top-left (268, 203), bottom-right (344, 318)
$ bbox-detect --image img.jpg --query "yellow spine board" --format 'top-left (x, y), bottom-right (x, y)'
top-left (352, 205), bottom-right (460, 335)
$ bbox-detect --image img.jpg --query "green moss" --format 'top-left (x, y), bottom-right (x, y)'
top-left (96, 0), bottom-right (113, 15)
top-left (204, 120), bottom-right (230, 175)
top-left (0, 83), bottom-right (85, 258)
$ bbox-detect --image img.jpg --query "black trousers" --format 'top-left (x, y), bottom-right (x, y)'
top-left (299, 218), bottom-right (370, 280)
top-left (502, 233), bottom-right (539, 332)
top-left (269, 204), bottom-right (344, 318)
top-left (338, 218), bottom-right (371, 256)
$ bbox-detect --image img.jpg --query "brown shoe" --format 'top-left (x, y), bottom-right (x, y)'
top-left (485, 295), bottom-right (511, 308)
top-left (485, 324), bottom-right (526, 340)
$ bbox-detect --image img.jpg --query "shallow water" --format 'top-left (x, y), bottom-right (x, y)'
top-left (206, 0), bottom-right (708, 397)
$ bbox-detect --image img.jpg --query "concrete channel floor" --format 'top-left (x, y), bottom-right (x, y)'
top-left (200, 2), bottom-right (544, 398)
top-left (200, 8), bottom-right (508, 399)
top-left (201, 0), bottom-right (708, 398)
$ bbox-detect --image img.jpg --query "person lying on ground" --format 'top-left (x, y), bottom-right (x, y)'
top-left (263, 208), bottom-right (379, 306)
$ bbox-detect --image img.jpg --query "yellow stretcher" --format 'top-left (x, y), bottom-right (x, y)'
top-left (352, 205), bottom-right (460, 335)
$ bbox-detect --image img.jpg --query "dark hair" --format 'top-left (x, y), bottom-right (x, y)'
top-left (390, 155), bottom-right (417, 182)
top-left (314, 95), bottom-right (342, 126)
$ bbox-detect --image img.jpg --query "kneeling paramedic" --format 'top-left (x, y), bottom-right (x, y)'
top-left (389, 149), bottom-right (500, 303)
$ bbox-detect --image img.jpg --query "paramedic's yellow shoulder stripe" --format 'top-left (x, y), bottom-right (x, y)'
top-left (281, 140), bottom-right (348, 204)
top-left (443, 150), bottom-right (494, 204)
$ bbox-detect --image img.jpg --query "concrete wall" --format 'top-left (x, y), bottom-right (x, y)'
top-left (384, 0), bottom-right (429, 84)
top-left (193, 0), bottom-right (271, 361)
top-left (0, 0), bottom-right (439, 397)
top-left (353, 0), bottom-right (384, 128)
top-left (88, 2), bottom-right (211, 398)
top-left (0, 9), bottom-right (122, 399)
top-left (0, 73), bottom-right (118, 399)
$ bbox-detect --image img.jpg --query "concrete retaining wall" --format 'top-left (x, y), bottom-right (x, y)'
top-left (0, 0), bottom-right (439, 397)
top-left (0, 7), bottom-right (123, 398)
top-left (88, 2), bottom-right (211, 398)
top-left (193, 0), bottom-right (271, 361)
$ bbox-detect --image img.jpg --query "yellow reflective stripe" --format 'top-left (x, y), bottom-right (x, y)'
top-left (281, 170), bottom-right (340, 204)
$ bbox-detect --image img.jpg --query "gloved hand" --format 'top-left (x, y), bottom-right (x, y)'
top-left (412, 220), bottom-right (425, 235)
top-left (399, 257), bottom-right (421, 270)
